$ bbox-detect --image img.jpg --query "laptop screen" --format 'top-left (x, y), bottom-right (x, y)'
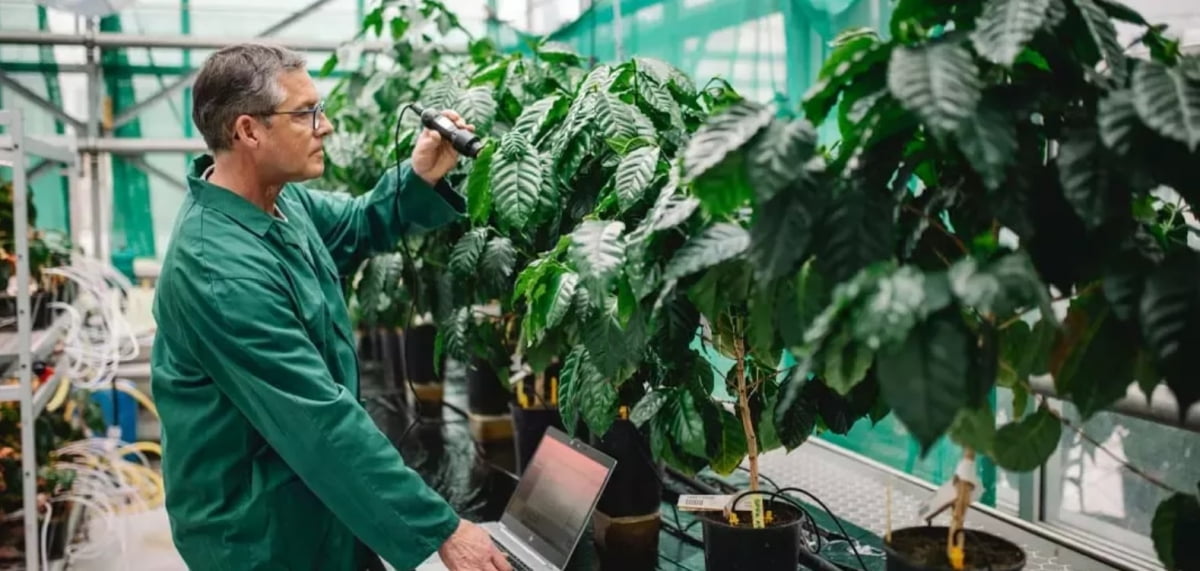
top-left (500, 427), bottom-right (616, 568)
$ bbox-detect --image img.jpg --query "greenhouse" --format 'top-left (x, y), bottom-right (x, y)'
top-left (0, 0), bottom-right (1198, 569)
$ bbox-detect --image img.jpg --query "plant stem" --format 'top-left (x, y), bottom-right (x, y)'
top-left (734, 335), bottom-right (759, 493)
top-left (1038, 397), bottom-right (1185, 495)
top-left (947, 448), bottom-right (975, 569)
top-left (903, 204), bottom-right (967, 256)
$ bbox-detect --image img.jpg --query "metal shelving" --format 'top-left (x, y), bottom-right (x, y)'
top-left (0, 109), bottom-right (78, 571)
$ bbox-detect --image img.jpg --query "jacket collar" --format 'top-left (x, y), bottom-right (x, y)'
top-left (187, 154), bottom-right (277, 238)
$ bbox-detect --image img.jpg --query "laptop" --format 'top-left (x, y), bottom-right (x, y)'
top-left (414, 426), bottom-right (617, 571)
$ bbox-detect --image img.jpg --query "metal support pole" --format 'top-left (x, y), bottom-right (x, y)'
top-left (0, 29), bottom-right (392, 52)
top-left (87, 18), bottom-right (104, 261)
top-left (125, 155), bottom-right (188, 193)
top-left (110, 0), bottom-right (338, 131)
top-left (0, 69), bottom-right (86, 131)
top-left (6, 110), bottom-right (40, 571)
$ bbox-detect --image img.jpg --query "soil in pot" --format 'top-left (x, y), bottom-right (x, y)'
top-left (700, 500), bottom-right (804, 571)
top-left (884, 526), bottom-right (1025, 571)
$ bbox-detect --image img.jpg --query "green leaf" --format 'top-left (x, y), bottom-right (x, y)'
top-left (1132, 61), bottom-right (1200, 151)
top-left (1075, 0), bottom-right (1127, 84)
top-left (1152, 493), bottom-right (1200, 571)
top-left (466, 143), bottom-right (494, 224)
top-left (748, 119), bottom-right (818, 204)
top-left (710, 410), bottom-right (749, 475)
top-left (569, 221), bottom-right (627, 288)
top-left (481, 237), bottom-right (517, 289)
top-left (955, 100), bottom-right (1017, 190)
top-left (664, 223), bottom-right (750, 282)
top-left (749, 285), bottom-right (781, 368)
top-left (1057, 126), bottom-right (1121, 228)
top-left (691, 152), bottom-right (754, 217)
top-left (631, 390), bottom-right (672, 428)
top-left (513, 95), bottom-right (567, 141)
top-left (971, 0), bottom-right (1055, 67)
top-left (596, 92), bottom-right (651, 144)
top-left (949, 253), bottom-right (1051, 319)
top-left (852, 266), bottom-right (949, 352)
top-left (674, 390), bottom-right (709, 458)
top-left (887, 42), bottom-right (982, 136)
top-left (537, 41), bottom-right (582, 65)
top-left (423, 79), bottom-right (463, 115)
top-left (492, 132), bottom-right (543, 229)
top-left (999, 318), bottom-right (1056, 387)
top-left (615, 146), bottom-right (660, 212)
top-left (1139, 253), bottom-right (1200, 415)
top-left (822, 328), bottom-right (876, 395)
top-left (949, 405), bottom-right (997, 457)
top-left (545, 272), bottom-right (578, 331)
top-left (817, 180), bottom-right (895, 284)
top-left (1094, 0), bottom-right (1146, 25)
top-left (579, 369), bottom-right (619, 437)
top-left (802, 36), bottom-right (890, 125)
top-left (584, 307), bottom-right (646, 379)
top-left (750, 190), bottom-right (813, 282)
top-left (993, 407), bottom-right (1062, 471)
top-left (756, 380), bottom-right (783, 451)
top-left (558, 347), bottom-right (586, 434)
top-left (454, 87), bottom-right (497, 134)
top-left (362, 6), bottom-right (384, 35)
top-left (450, 228), bottom-right (488, 275)
top-left (774, 371), bottom-right (818, 450)
top-left (877, 312), bottom-right (973, 451)
top-left (319, 54), bottom-right (339, 77)
top-left (682, 100), bottom-right (775, 183)
top-left (1051, 289), bottom-right (1137, 419)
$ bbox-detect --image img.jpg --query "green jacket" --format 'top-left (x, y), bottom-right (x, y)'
top-left (151, 155), bottom-right (463, 570)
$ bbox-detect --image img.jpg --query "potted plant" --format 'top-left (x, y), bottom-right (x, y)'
top-left (671, 0), bottom-right (1200, 568)
top-left (319, 0), bottom-right (480, 412)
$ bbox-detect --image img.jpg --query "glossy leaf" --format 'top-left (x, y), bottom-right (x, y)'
top-left (492, 131), bottom-right (543, 229)
top-left (887, 42), bottom-right (982, 136)
top-left (748, 119), bottom-right (818, 204)
top-left (1057, 126), bottom-right (1120, 228)
top-left (545, 272), bottom-right (578, 331)
top-left (817, 180), bottom-right (895, 284)
top-left (710, 410), bottom-right (750, 475)
top-left (513, 95), bottom-right (567, 141)
top-left (750, 190), bottom-right (813, 282)
top-left (774, 371), bottom-right (818, 450)
top-left (682, 100), bottom-right (775, 183)
top-left (1132, 61), bottom-right (1200, 151)
top-left (631, 390), bottom-right (672, 428)
top-left (465, 142), bottom-right (494, 224)
top-left (972, 0), bottom-right (1055, 67)
top-left (615, 146), bottom-right (660, 211)
top-left (1139, 253), bottom-right (1200, 415)
top-left (877, 312), bottom-right (973, 451)
top-left (1152, 492), bottom-right (1200, 571)
top-left (1051, 293), bottom-right (1136, 419)
top-left (537, 41), bottom-right (582, 65)
top-left (569, 221), bottom-right (627, 288)
top-left (956, 101), bottom-right (1018, 190)
top-left (480, 237), bottom-right (517, 289)
top-left (674, 390), bottom-right (709, 458)
top-left (454, 86), bottom-right (497, 133)
top-left (949, 405), bottom-right (997, 456)
top-left (993, 407), bottom-right (1062, 471)
top-left (663, 223), bottom-right (751, 282)
top-left (802, 36), bottom-right (890, 124)
top-left (449, 228), bottom-right (488, 275)
top-left (1075, 0), bottom-right (1127, 83)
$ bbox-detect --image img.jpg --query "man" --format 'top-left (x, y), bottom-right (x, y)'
top-left (150, 43), bottom-right (512, 571)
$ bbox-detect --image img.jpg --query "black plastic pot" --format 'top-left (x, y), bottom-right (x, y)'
top-left (510, 402), bottom-right (564, 475)
top-left (401, 324), bottom-right (441, 384)
top-left (700, 500), bottom-right (804, 571)
top-left (467, 359), bottom-right (511, 416)
top-left (385, 329), bottom-right (407, 396)
top-left (884, 526), bottom-right (1026, 571)
top-left (590, 419), bottom-right (663, 569)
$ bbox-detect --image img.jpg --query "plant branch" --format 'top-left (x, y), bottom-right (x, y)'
top-left (998, 282), bottom-right (1100, 331)
top-left (904, 204), bottom-right (967, 256)
top-left (1037, 396), bottom-right (1185, 496)
top-left (734, 334), bottom-right (760, 494)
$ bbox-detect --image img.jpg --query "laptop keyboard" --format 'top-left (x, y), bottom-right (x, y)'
top-left (496, 542), bottom-right (535, 571)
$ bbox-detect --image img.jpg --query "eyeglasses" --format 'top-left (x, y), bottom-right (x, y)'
top-left (259, 100), bottom-right (326, 130)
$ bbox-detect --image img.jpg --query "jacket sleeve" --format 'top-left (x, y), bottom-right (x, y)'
top-left (294, 159), bottom-right (466, 274)
top-left (176, 272), bottom-right (460, 569)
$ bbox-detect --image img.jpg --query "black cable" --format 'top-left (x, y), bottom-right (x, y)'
top-left (773, 487), bottom-right (869, 571)
top-left (737, 465), bottom-right (780, 491)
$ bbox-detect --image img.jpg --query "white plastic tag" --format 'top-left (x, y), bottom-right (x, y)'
top-left (916, 457), bottom-right (983, 522)
top-left (676, 495), bottom-right (756, 512)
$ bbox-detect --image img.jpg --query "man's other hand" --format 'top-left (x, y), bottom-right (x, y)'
top-left (437, 519), bottom-right (512, 571)
top-left (412, 109), bottom-right (475, 187)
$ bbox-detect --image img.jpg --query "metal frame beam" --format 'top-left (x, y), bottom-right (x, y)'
top-left (0, 30), bottom-right (393, 52)
top-left (124, 155), bottom-right (188, 193)
top-left (1030, 376), bottom-right (1200, 434)
top-left (0, 69), bottom-right (85, 131)
top-left (109, 0), bottom-right (339, 131)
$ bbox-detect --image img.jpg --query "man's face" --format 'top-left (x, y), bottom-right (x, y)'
top-left (256, 70), bottom-right (331, 183)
